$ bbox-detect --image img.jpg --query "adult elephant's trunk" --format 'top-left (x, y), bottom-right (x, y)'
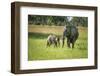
top-left (62, 25), bottom-right (67, 47)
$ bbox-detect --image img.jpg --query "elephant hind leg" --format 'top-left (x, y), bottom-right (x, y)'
top-left (54, 41), bottom-right (57, 47)
top-left (72, 37), bottom-right (77, 48)
top-left (71, 37), bottom-right (76, 48)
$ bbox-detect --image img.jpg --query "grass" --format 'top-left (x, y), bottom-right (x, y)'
top-left (28, 25), bottom-right (88, 61)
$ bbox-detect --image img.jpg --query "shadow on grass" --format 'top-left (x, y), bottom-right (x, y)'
top-left (28, 32), bottom-right (50, 39)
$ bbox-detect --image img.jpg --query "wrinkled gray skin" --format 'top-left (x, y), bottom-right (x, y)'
top-left (62, 25), bottom-right (79, 48)
top-left (47, 34), bottom-right (60, 47)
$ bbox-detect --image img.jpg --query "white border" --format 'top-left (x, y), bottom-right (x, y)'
top-left (20, 6), bottom-right (95, 70)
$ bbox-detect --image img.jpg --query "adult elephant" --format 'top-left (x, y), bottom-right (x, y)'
top-left (62, 25), bottom-right (79, 48)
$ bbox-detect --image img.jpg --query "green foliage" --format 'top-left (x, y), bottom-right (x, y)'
top-left (28, 26), bottom-right (88, 60)
top-left (71, 17), bottom-right (88, 27)
top-left (28, 15), bottom-right (88, 27)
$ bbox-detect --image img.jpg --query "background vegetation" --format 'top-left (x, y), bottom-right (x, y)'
top-left (28, 15), bottom-right (88, 27)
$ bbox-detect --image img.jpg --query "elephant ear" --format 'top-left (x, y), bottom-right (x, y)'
top-left (65, 26), bottom-right (71, 37)
top-left (63, 25), bottom-right (71, 37)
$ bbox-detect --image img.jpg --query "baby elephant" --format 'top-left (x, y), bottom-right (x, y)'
top-left (47, 34), bottom-right (60, 47)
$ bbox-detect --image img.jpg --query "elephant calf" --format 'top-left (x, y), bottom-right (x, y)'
top-left (47, 34), bottom-right (60, 47)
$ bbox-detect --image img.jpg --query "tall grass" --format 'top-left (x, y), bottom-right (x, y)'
top-left (28, 25), bottom-right (88, 61)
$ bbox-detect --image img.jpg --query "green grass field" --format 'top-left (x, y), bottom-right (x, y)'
top-left (28, 25), bottom-right (88, 61)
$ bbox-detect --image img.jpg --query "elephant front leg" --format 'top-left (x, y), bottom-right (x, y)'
top-left (72, 42), bottom-right (74, 48)
top-left (67, 39), bottom-right (70, 48)
top-left (62, 37), bottom-right (65, 48)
